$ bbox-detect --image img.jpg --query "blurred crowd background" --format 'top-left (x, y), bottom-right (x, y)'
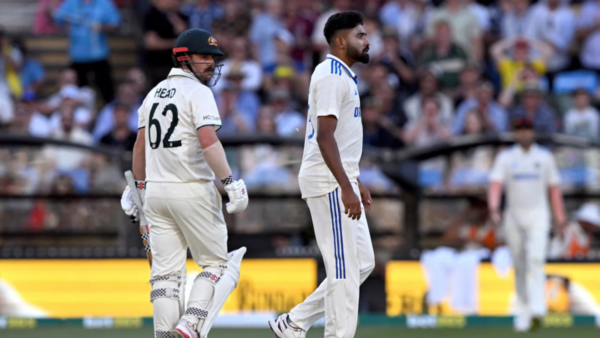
top-left (1, 0), bottom-right (600, 261)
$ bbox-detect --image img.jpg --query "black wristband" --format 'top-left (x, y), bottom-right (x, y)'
top-left (221, 175), bottom-right (234, 186)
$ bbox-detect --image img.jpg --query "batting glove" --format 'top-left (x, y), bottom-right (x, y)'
top-left (224, 179), bottom-right (248, 214)
top-left (121, 185), bottom-right (138, 222)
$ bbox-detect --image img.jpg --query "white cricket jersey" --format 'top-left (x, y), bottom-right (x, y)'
top-left (138, 68), bottom-right (222, 183)
top-left (298, 54), bottom-right (363, 199)
top-left (489, 144), bottom-right (561, 225)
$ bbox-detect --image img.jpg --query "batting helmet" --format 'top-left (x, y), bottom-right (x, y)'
top-left (172, 29), bottom-right (225, 86)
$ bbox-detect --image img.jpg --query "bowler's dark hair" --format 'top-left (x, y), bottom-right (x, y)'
top-left (323, 11), bottom-right (364, 45)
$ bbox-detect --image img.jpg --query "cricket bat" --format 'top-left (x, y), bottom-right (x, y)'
top-left (124, 170), bottom-right (152, 268)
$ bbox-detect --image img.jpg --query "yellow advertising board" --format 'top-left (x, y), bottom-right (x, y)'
top-left (386, 261), bottom-right (600, 316)
top-left (0, 259), bottom-right (316, 317)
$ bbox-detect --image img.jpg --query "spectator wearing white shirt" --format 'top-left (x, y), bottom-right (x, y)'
top-left (212, 37), bottom-right (263, 94)
top-left (250, 0), bottom-right (293, 71)
top-left (576, 0), bottom-right (600, 73)
top-left (466, 0), bottom-right (492, 32)
top-left (563, 88), bottom-right (600, 141)
top-left (524, 0), bottom-right (575, 80)
top-left (404, 69), bottom-right (454, 127)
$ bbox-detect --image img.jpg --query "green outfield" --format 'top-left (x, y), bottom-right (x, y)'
top-left (1, 327), bottom-right (599, 338)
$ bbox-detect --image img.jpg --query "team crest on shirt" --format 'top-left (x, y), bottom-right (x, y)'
top-left (208, 36), bottom-right (218, 46)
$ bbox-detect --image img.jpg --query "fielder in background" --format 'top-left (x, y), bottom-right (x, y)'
top-left (488, 117), bottom-right (566, 332)
top-left (269, 11), bottom-right (375, 338)
top-left (120, 28), bottom-right (249, 338)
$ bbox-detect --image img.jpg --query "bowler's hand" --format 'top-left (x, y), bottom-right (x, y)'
top-left (358, 181), bottom-right (372, 212)
top-left (341, 186), bottom-right (362, 220)
top-left (555, 219), bottom-right (567, 239)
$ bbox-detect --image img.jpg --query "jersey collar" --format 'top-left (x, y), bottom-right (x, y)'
top-left (326, 54), bottom-right (358, 84)
top-left (167, 68), bottom-right (199, 82)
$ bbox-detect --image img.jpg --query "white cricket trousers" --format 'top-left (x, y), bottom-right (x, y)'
top-left (290, 183), bottom-right (375, 338)
top-left (504, 213), bottom-right (550, 330)
top-left (145, 181), bottom-right (229, 336)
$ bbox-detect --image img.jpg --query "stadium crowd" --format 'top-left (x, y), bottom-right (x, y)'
top-left (1, 0), bottom-right (600, 197)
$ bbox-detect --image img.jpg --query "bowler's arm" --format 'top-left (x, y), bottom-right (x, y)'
top-left (549, 185), bottom-right (565, 225)
top-left (132, 128), bottom-right (146, 181)
top-left (317, 116), bottom-right (352, 191)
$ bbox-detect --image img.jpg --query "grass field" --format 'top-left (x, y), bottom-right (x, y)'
top-left (1, 327), bottom-right (599, 338)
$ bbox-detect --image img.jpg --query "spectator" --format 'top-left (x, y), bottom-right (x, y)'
top-left (269, 88), bottom-right (304, 137)
top-left (453, 81), bottom-right (508, 134)
top-left (34, 0), bottom-right (63, 34)
top-left (284, 0), bottom-right (316, 72)
top-left (418, 21), bottom-right (468, 91)
top-left (29, 86), bottom-right (91, 137)
top-left (255, 105), bottom-right (277, 135)
top-left (44, 100), bottom-right (93, 170)
top-left (99, 102), bottom-right (137, 150)
top-left (183, 0), bottom-right (223, 32)
top-left (312, 0), bottom-right (352, 61)
top-left (564, 89), bottom-right (600, 141)
top-left (577, 0), bottom-right (600, 74)
top-left (402, 96), bottom-right (452, 146)
top-left (362, 97), bottom-right (404, 149)
top-left (426, 0), bottom-right (482, 62)
top-left (371, 81), bottom-right (408, 132)
top-left (510, 83), bottom-right (558, 134)
top-left (466, 0), bottom-right (492, 33)
top-left (404, 69), bottom-right (454, 127)
top-left (53, 0), bottom-right (121, 104)
top-left (37, 68), bottom-right (95, 117)
top-left (490, 37), bottom-right (553, 90)
top-left (363, 14), bottom-right (383, 60)
top-left (92, 82), bottom-right (140, 143)
top-left (14, 42), bottom-right (45, 97)
top-left (501, 0), bottom-right (531, 38)
top-left (216, 86), bottom-right (251, 135)
top-left (211, 0), bottom-right (252, 49)
top-left (250, 0), bottom-right (293, 72)
top-left (524, 0), bottom-right (575, 85)
top-left (377, 27), bottom-right (415, 99)
top-left (453, 64), bottom-right (481, 107)
top-left (380, 0), bottom-right (431, 52)
top-left (124, 67), bottom-right (147, 100)
top-left (8, 101), bottom-right (32, 135)
top-left (142, 0), bottom-right (188, 87)
top-left (0, 28), bottom-right (20, 127)
top-left (213, 37), bottom-right (262, 94)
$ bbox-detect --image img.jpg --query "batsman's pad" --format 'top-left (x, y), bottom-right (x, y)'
top-left (150, 269), bottom-right (187, 336)
top-left (197, 247), bottom-right (246, 338)
top-left (181, 266), bottom-right (224, 328)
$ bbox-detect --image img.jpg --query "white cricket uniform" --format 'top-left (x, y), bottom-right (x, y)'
top-left (290, 55), bottom-right (375, 338)
top-left (138, 66), bottom-right (228, 282)
top-left (489, 144), bottom-right (561, 330)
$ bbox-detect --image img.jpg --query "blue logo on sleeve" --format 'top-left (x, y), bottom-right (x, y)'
top-left (354, 107), bottom-right (361, 117)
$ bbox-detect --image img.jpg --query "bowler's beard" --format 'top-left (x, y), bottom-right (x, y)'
top-left (347, 44), bottom-right (370, 64)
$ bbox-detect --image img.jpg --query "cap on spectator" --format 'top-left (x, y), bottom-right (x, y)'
top-left (576, 202), bottom-right (600, 227)
top-left (514, 38), bottom-right (529, 49)
top-left (512, 117), bottom-right (534, 130)
top-left (59, 85), bottom-right (82, 100)
top-left (225, 63), bottom-right (245, 80)
top-left (521, 82), bottom-right (543, 95)
top-left (270, 88), bottom-right (291, 103)
top-left (274, 65), bottom-right (295, 79)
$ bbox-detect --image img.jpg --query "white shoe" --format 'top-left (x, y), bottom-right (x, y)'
top-left (171, 320), bottom-right (198, 338)
top-left (268, 313), bottom-right (306, 338)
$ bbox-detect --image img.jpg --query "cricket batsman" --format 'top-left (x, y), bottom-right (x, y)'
top-left (269, 11), bottom-right (375, 338)
top-left (488, 117), bottom-right (566, 332)
top-left (120, 28), bottom-right (249, 338)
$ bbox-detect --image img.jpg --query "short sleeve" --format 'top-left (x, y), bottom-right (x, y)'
top-left (489, 151), bottom-right (507, 183)
top-left (192, 87), bottom-right (222, 131)
top-left (314, 75), bottom-right (348, 119)
top-left (137, 103), bottom-right (146, 130)
top-left (546, 153), bottom-right (561, 186)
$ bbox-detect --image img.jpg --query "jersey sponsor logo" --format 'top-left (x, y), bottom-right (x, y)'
top-left (154, 88), bottom-right (177, 98)
top-left (354, 107), bottom-right (361, 117)
top-left (203, 115), bottom-right (221, 121)
top-left (208, 36), bottom-right (218, 46)
top-left (512, 173), bottom-right (540, 180)
top-left (307, 115), bottom-right (315, 140)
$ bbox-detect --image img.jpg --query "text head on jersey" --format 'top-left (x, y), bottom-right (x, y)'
top-left (172, 28), bottom-right (225, 87)
top-left (324, 11), bottom-right (370, 66)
